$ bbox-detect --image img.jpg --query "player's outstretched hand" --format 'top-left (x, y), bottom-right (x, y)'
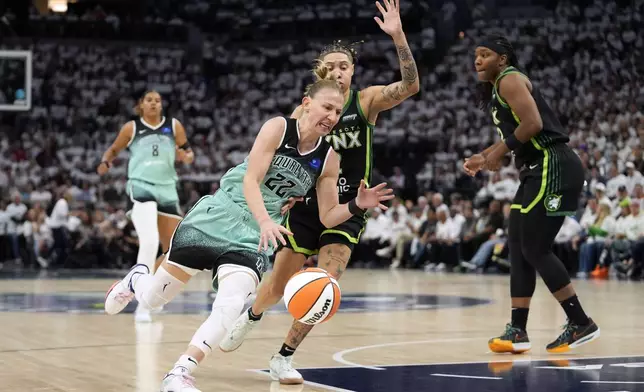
top-left (281, 197), bottom-right (304, 216)
top-left (356, 180), bottom-right (395, 211)
top-left (463, 154), bottom-right (486, 177)
top-left (374, 0), bottom-right (403, 37)
top-left (258, 219), bottom-right (293, 252)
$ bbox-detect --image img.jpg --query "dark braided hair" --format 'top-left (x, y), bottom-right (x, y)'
top-left (312, 40), bottom-right (364, 81)
top-left (475, 34), bottom-right (519, 111)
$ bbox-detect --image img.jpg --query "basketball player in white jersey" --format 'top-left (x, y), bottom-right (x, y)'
top-left (98, 90), bottom-right (194, 322)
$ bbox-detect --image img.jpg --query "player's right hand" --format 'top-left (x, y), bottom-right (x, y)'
top-left (463, 154), bottom-right (486, 176)
top-left (281, 197), bottom-right (303, 216)
top-left (97, 161), bottom-right (110, 176)
top-left (258, 219), bottom-right (293, 251)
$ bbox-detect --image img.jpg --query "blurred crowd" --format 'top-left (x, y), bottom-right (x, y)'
top-left (0, 0), bottom-right (643, 280)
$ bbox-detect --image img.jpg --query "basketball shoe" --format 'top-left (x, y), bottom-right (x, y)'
top-left (160, 372), bottom-right (201, 392)
top-left (104, 264), bottom-right (149, 315)
top-left (488, 323), bottom-right (531, 354)
top-left (546, 318), bottom-right (600, 353)
top-left (269, 354), bottom-right (304, 385)
top-left (219, 308), bottom-right (260, 352)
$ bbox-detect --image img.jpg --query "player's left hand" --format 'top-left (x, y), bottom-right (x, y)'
top-left (176, 147), bottom-right (194, 164)
top-left (356, 180), bottom-right (395, 210)
top-left (281, 197), bottom-right (303, 215)
top-left (463, 154), bottom-right (486, 176)
top-left (374, 0), bottom-right (403, 37)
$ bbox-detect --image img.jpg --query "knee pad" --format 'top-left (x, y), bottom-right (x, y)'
top-left (190, 293), bottom-right (245, 356)
top-left (135, 266), bottom-right (185, 310)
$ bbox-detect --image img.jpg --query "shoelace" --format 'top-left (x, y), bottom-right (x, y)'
top-left (557, 321), bottom-right (577, 341)
top-left (279, 357), bottom-right (297, 372)
top-left (503, 323), bottom-right (520, 336)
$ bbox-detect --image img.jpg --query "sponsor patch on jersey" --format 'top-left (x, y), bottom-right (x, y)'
top-left (162, 127), bottom-right (172, 134)
top-left (309, 158), bottom-right (321, 170)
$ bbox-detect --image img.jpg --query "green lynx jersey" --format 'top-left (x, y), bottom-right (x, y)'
top-left (127, 116), bottom-right (178, 185)
top-left (316, 89), bottom-right (374, 203)
top-left (219, 117), bottom-right (333, 225)
top-left (491, 66), bottom-right (570, 169)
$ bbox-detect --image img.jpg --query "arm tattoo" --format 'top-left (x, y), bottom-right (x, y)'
top-left (396, 45), bottom-right (412, 62)
top-left (381, 43), bottom-right (418, 103)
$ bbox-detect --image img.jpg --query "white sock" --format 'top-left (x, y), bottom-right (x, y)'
top-left (171, 355), bottom-right (198, 375)
top-left (188, 266), bottom-right (256, 358)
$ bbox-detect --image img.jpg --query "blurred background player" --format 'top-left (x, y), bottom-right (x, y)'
top-left (97, 90), bottom-right (194, 322)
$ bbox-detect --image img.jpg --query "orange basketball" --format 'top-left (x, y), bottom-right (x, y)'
top-left (283, 268), bottom-right (341, 325)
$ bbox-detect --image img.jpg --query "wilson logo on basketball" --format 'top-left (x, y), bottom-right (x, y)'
top-left (304, 298), bottom-right (332, 324)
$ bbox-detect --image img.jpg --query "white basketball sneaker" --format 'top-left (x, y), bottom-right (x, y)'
top-left (219, 309), bottom-right (260, 352)
top-left (104, 264), bottom-right (149, 315)
top-left (269, 354), bottom-right (303, 385)
top-left (160, 373), bottom-right (201, 392)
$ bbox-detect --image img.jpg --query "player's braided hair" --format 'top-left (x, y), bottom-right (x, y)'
top-left (475, 34), bottom-right (520, 110)
top-left (312, 40), bottom-right (364, 81)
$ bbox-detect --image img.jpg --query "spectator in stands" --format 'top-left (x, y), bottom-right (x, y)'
top-left (45, 190), bottom-right (72, 267)
top-left (5, 193), bottom-right (27, 263)
top-left (553, 216), bottom-right (583, 273)
top-left (425, 205), bottom-right (460, 272)
top-left (354, 208), bottom-right (389, 268)
top-left (577, 201), bottom-right (616, 277)
top-left (460, 202), bottom-right (511, 273)
top-left (407, 206), bottom-right (437, 269)
top-left (608, 200), bottom-right (644, 266)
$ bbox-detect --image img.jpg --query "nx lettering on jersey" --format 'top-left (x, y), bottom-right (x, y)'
top-left (271, 155), bottom-right (313, 190)
top-left (326, 125), bottom-right (363, 150)
top-left (303, 298), bottom-right (332, 324)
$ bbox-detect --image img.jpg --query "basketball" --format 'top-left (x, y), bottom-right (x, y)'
top-left (283, 268), bottom-right (341, 325)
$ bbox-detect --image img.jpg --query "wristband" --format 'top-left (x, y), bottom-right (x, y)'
top-left (504, 134), bottom-right (524, 151)
top-left (178, 142), bottom-right (191, 150)
top-left (348, 198), bottom-right (366, 216)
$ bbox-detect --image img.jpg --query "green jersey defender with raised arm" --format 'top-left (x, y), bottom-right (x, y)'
top-left (219, 0), bottom-right (420, 386)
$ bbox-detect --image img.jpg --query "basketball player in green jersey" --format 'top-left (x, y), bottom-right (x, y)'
top-left (103, 80), bottom-right (394, 392)
top-left (464, 35), bottom-right (598, 354)
top-left (98, 90), bottom-right (194, 322)
top-left (219, 0), bottom-right (419, 384)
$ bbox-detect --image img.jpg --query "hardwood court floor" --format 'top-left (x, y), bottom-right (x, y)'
top-left (0, 268), bottom-right (641, 392)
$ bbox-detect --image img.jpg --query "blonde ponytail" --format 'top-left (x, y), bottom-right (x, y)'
top-left (312, 59), bottom-right (330, 81)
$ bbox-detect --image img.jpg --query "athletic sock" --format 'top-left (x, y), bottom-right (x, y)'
top-left (248, 307), bottom-right (263, 321)
top-left (559, 295), bottom-right (590, 326)
top-left (172, 355), bottom-right (198, 375)
top-left (279, 343), bottom-right (296, 357)
top-left (511, 308), bottom-right (529, 330)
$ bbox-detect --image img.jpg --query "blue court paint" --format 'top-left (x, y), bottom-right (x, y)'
top-left (258, 356), bottom-right (644, 392)
top-left (0, 269), bottom-right (125, 280)
top-left (0, 291), bottom-right (490, 314)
